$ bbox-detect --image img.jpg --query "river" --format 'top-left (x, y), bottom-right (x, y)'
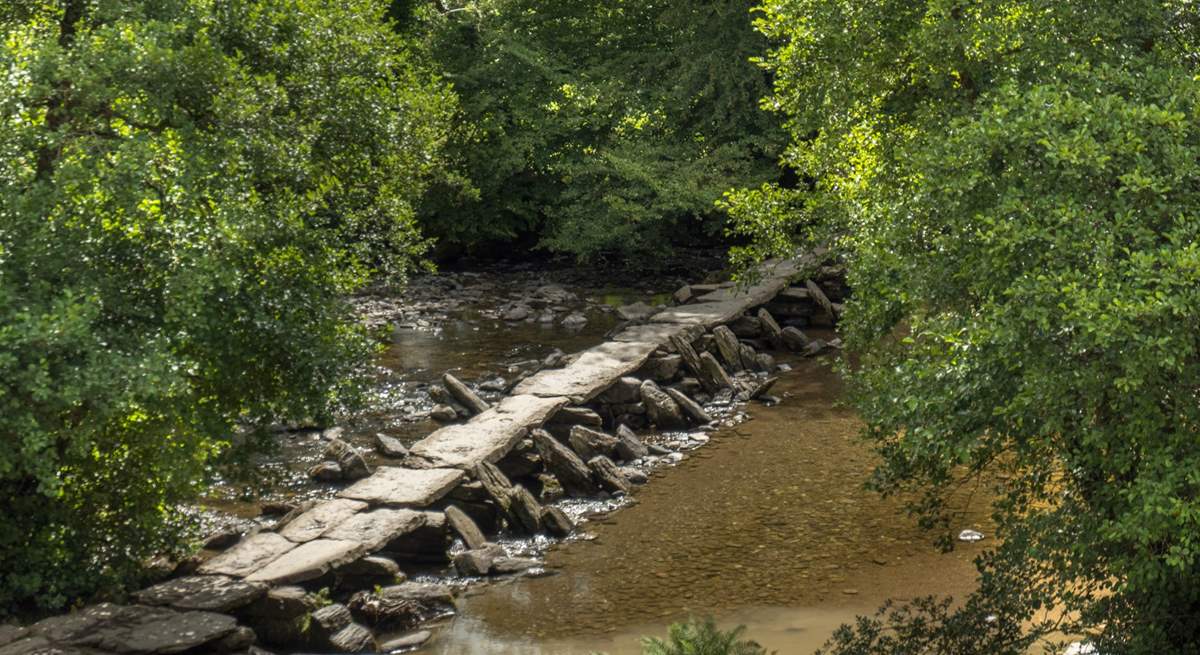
top-left (197, 267), bottom-right (989, 654)
top-left (419, 356), bottom-right (989, 654)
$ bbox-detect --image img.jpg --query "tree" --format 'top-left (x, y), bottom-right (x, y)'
top-left (0, 0), bottom-right (454, 614)
top-left (416, 0), bottom-right (784, 261)
top-left (728, 1), bottom-right (1200, 653)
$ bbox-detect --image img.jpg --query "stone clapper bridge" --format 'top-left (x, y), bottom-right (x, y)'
top-left (0, 255), bottom-right (848, 655)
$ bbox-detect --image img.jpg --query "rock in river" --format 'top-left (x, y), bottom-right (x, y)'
top-left (616, 301), bottom-right (656, 322)
top-left (502, 304), bottom-right (531, 321)
top-left (614, 424), bottom-right (649, 460)
top-left (442, 372), bottom-right (490, 416)
top-left (324, 438), bottom-right (371, 480)
top-left (588, 456), bottom-right (631, 495)
top-left (430, 404), bottom-right (459, 423)
top-left (379, 631), bottom-right (432, 652)
top-left (639, 380), bottom-right (689, 430)
top-left (445, 505), bottom-right (488, 550)
top-left (374, 433), bottom-right (408, 458)
top-left (561, 312), bottom-right (588, 329)
top-left (664, 387), bottom-right (711, 425)
top-left (567, 425), bottom-right (620, 461)
top-left (135, 575), bottom-right (267, 613)
top-left (24, 603), bottom-right (239, 655)
top-left (507, 484), bottom-right (545, 534)
top-left (309, 461), bottom-right (343, 481)
top-left (532, 429), bottom-right (598, 497)
top-left (541, 505), bottom-right (575, 537)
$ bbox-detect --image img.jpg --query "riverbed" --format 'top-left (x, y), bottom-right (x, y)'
top-left (421, 357), bottom-right (989, 654)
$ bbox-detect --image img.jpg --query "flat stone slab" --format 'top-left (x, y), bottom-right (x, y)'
top-left (760, 257), bottom-right (803, 279)
top-left (246, 539), bottom-right (365, 585)
top-left (323, 508), bottom-right (427, 551)
top-left (650, 300), bottom-right (754, 327)
top-left (610, 323), bottom-right (701, 346)
top-left (692, 276), bottom-right (791, 306)
top-left (197, 532), bottom-right (296, 578)
top-left (278, 498), bottom-right (367, 543)
top-left (134, 575), bottom-right (267, 613)
top-left (406, 395), bottom-right (567, 469)
top-left (28, 603), bottom-right (237, 654)
top-left (512, 341), bottom-right (660, 400)
top-left (338, 466), bottom-right (465, 507)
top-left (654, 258), bottom-right (803, 327)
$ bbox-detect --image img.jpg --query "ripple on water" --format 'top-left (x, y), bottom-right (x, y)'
top-left (427, 356), bottom-right (992, 652)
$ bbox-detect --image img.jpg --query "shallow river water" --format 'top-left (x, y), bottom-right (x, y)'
top-left (198, 267), bottom-right (990, 653)
top-left (419, 357), bottom-right (991, 654)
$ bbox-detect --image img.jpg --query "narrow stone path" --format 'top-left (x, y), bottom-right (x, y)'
top-left (0, 255), bottom-right (845, 655)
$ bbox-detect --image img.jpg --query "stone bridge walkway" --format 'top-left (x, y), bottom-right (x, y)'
top-left (0, 254), bottom-right (849, 655)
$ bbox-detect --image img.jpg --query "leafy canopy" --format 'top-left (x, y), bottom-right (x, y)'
top-left (416, 0), bottom-right (784, 261)
top-left (0, 0), bottom-right (453, 614)
top-left (730, 1), bottom-right (1200, 653)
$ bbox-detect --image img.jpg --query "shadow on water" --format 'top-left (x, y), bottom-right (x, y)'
top-left (416, 357), bottom-right (991, 654)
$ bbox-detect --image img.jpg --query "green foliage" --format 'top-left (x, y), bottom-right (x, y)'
top-left (815, 597), bottom-right (1035, 655)
top-left (732, 1), bottom-right (1200, 653)
top-left (0, 0), bottom-right (453, 614)
top-left (417, 0), bottom-right (784, 261)
top-left (642, 617), bottom-right (770, 655)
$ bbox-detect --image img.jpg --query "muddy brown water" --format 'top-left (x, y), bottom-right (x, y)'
top-left (419, 356), bottom-right (990, 654)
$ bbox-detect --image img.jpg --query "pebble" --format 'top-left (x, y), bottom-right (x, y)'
top-left (430, 405), bottom-right (458, 422)
top-left (478, 377), bottom-right (508, 392)
top-left (958, 529), bottom-right (985, 542)
top-left (621, 468), bottom-right (648, 485)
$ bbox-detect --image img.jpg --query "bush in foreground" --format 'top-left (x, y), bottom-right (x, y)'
top-left (642, 617), bottom-right (771, 655)
top-left (0, 0), bottom-right (453, 614)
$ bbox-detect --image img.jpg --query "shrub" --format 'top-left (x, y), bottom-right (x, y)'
top-left (416, 0), bottom-right (784, 261)
top-left (642, 617), bottom-right (771, 655)
top-left (0, 0), bottom-right (453, 614)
